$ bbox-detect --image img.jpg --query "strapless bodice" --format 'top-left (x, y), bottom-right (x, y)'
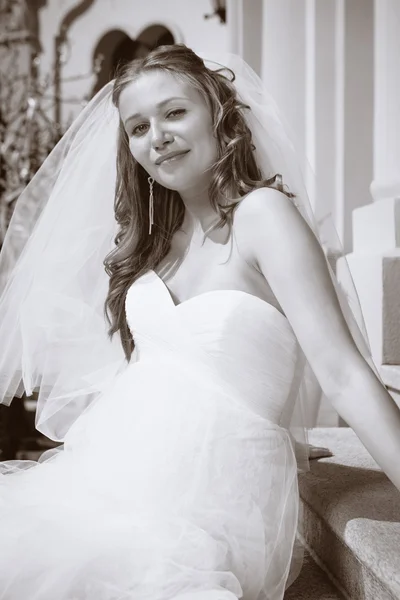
top-left (125, 270), bottom-right (302, 425)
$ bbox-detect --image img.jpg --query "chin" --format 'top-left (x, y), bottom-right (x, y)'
top-left (156, 175), bottom-right (189, 193)
top-left (157, 171), bottom-right (200, 193)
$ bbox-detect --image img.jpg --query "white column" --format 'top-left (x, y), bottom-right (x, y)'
top-left (261, 0), bottom-right (373, 251)
top-left (261, 0), bottom-right (307, 160)
top-left (309, 0), bottom-right (336, 222)
top-left (337, 0), bottom-right (400, 369)
top-left (261, 1), bottom-right (338, 218)
top-left (335, 0), bottom-right (374, 252)
top-left (226, 0), bottom-right (263, 75)
top-left (226, 0), bottom-right (242, 55)
top-left (370, 0), bottom-right (400, 202)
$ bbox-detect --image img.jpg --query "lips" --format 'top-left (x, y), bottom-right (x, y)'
top-left (155, 150), bottom-right (189, 165)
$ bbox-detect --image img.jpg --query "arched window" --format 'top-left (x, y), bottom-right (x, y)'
top-left (92, 25), bottom-right (175, 95)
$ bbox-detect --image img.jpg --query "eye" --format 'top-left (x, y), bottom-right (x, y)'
top-left (166, 109), bottom-right (186, 118)
top-left (131, 123), bottom-right (149, 137)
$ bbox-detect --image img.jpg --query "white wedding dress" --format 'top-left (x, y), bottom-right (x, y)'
top-left (0, 269), bottom-right (304, 600)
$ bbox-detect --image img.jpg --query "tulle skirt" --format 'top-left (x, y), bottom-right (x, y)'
top-left (0, 359), bottom-right (300, 600)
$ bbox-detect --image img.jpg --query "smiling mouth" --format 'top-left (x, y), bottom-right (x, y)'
top-left (157, 151), bottom-right (189, 165)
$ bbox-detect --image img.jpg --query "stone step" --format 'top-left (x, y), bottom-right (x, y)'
top-left (285, 551), bottom-right (345, 599)
top-left (300, 428), bottom-right (400, 600)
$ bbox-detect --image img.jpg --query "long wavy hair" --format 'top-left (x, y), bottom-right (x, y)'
top-left (104, 44), bottom-right (295, 362)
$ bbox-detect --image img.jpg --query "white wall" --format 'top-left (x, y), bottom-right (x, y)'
top-left (38, 0), bottom-right (228, 127)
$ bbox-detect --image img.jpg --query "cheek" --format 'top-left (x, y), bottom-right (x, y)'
top-left (128, 139), bottom-right (149, 168)
top-left (188, 113), bottom-right (217, 157)
top-left (197, 131), bottom-right (218, 164)
top-left (187, 122), bottom-right (214, 155)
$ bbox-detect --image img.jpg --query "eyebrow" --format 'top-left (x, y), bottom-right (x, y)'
top-left (124, 97), bottom-right (189, 127)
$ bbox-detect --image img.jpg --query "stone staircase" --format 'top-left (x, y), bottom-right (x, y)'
top-left (297, 427), bottom-right (400, 600)
top-left (284, 550), bottom-right (345, 599)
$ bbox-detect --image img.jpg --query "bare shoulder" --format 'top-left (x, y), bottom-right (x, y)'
top-left (235, 186), bottom-right (303, 233)
top-left (234, 186), bottom-right (308, 266)
top-left (236, 185), bottom-right (293, 214)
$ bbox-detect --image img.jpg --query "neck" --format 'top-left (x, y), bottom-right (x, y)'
top-left (179, 187), bottom-right (220, 235)
top-left (178, 183), bottom-right (239, 235)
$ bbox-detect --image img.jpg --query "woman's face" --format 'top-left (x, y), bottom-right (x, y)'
top-left (118, 70), bottom-right (218, 194)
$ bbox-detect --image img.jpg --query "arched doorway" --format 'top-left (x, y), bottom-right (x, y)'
top-left (135, 24), bottom-right (175, 51)
top-left (92, 25), bottom-right (175, 95)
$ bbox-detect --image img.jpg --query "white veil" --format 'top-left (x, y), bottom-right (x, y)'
top-left (0, 50), bottom-right (379, 469)
top-left (0, 81), bottom-right (125, 441)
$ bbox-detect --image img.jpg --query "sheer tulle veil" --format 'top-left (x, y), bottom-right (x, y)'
top-left (0, 48), bottom-right (379, 468)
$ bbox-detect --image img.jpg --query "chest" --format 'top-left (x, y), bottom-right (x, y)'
top-left (154, 217), bottom-right (281, 312)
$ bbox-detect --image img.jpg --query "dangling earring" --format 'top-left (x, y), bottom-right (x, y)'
top-left (148, 176), bottom-right (154, 235)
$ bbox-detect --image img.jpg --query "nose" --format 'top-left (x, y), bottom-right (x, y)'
top-left (150, 124), bottom-right (173, 150)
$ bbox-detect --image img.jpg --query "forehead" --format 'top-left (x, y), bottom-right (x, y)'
top-left (118, 70), bottom-right (206, 121)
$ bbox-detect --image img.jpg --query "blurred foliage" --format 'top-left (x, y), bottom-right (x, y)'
top-left (0, 0), bottom-right (62, 248)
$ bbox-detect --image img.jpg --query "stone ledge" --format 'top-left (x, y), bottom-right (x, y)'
top-left (284, 550), bottom-right (344, 600)
top-left (299, 428), bottom-right (400, 600)
top-left (381, 365), bottom-right (400, 407)
top-left (381, 364), bottom-right (400, 391)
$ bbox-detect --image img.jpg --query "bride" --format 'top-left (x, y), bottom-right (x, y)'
top-left (0, 44), bottom-right (399, 600)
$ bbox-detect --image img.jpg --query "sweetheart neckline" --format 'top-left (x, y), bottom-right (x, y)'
top-left (149, 269), bottom-right (289, 324)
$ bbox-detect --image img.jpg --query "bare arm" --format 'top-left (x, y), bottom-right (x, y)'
top-left (239, 188), bottom-right (400, 490)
